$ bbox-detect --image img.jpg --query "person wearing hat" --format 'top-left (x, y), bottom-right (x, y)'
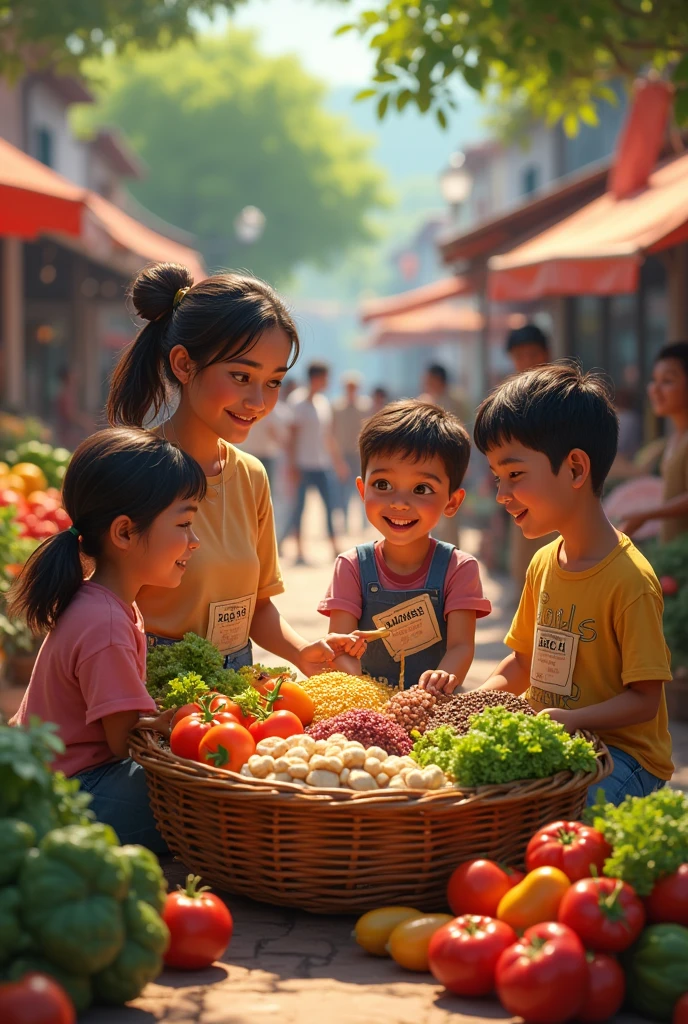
top-left (332, 370), bottom-right (372, 533)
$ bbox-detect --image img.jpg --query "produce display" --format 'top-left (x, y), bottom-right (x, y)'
top-left (383, 685), bottom-right (447, 734)
top-left (296, 670), bottom-right (393, 722)
top-left (2, 440), bottom-right (71, 490)
top-left (0, 721), bottom-right (169, 1013)
top-left (587, 788), bottom-right (688, 895)
top-left (412, 708), bottom-right (597, 787)
top-left (239, 732), bottom-right (451, 790)
top-left (386, 914), bottom-right (452, 971)
top-left (353, 792), bottom-right (688, 1022)
top-left (424, 688), bottom-right (535, 734)
top-left (307, 709), bottom-right (413, 755)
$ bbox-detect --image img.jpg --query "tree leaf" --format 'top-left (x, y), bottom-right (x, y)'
top-left (436, 107), bottom-right (448, 129)
top-left (353, 88), bottom-right (378, 101)
top-left (674, 88), bottom-right (688, 126)
top-left (579, 102), bottom-right (599, 127)
top-left (334, 24), bottom-right (355, 37)
top-left (673, 55), bottom-right (688, 84)
top-left (396, 88), bottom-right (413, 111)
top-left (563, 112), bottom-right (579, 137)
top-left (377, 92), bottom-right (390, 119)
top-left (547, 50), bottom-right (564, 77)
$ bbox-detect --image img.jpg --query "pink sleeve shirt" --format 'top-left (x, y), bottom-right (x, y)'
top-left (318, 541), bottom-right (492, 621)
top-left (14, 581), bottom-right (156, 777)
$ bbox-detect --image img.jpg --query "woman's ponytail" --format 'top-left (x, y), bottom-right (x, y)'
top-left (7, 529), bottom-right (84, 634)
top-left (107, 262), bottom-right (194, 427)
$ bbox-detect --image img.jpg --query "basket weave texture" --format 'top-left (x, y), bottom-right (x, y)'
top-left (130, 728), bottom-right (612, 915)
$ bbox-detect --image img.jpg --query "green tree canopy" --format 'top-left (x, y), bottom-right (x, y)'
top-left (74, 31), bottom-right (388, 282)
top-left (337, 0), bottom-right (688, 133)
top-left (0, 1), bottom-right (240, 77)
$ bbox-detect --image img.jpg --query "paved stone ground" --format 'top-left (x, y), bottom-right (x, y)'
top-left (2, 502), bottom-right (685, 1021)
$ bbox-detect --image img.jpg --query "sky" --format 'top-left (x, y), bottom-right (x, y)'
top-left (212, 0), bottom-right (376, 86)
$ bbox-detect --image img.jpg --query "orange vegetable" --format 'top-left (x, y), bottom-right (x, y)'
top-left (386, 914), bottom-right (453, 971)
top-left (497, 866), bottom-right (571, 932)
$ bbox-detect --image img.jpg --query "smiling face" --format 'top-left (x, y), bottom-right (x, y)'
top-left (128, 499), bottom-right (201, 589)
top-left (488, 439), bottom-right (590, 539)
top-left (356, 452), bottom-right (464, 546)
top-left (171, 326), bottom-right (293, 444)
top-left (648, 358), bottom-right (688, 419)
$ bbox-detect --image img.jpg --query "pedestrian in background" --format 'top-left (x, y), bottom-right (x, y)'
top-left (332, 371), bottom-right (371, 533)
top-left (504, 324), bottom-right (555, 588)
top-left (417, 363), bottom-right (469, 546)
top-left (281, 361), bottom-right (348, 564)
top-left (370, 386), bottom-right (390, 415)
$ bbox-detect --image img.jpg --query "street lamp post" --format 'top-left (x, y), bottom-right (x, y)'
top-left (439, 151), bottom-right (471, 222)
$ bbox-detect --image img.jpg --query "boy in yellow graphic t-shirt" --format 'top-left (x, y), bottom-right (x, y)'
top-left (474, 363), bottom-right (673, 806)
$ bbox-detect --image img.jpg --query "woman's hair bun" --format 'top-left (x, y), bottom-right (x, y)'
top-left (130, 262), bottom-right (194, 323)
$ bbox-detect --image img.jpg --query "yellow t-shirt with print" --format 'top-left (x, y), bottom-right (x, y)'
top-left (138, 443), bottom-right (284, 655)
top-left (506, 534), bottom-right (673, 781)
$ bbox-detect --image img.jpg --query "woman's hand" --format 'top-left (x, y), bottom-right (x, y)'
top-left (298, 632), bottom-right (368, 676)
top-left (419, 670), bottom-right (460, 696)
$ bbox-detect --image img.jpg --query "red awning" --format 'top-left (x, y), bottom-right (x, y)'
top-left (0, 137), bottom-right (205, 281)
top-left (366, 302), bottom-right (519, 349)
top-left (360, 275), bottom-right (474, 323)
top-left (0, 137), bottom-right (84, 239)
top-left (488, 152), bottom-right (688, 301)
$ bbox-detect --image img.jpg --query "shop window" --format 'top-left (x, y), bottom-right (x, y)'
top-left (35, 128), bottom-right (54, 168)
top-left (521, 165), bottom-right (539, 196)
top-left (572, 296), bottom-right (603, 370)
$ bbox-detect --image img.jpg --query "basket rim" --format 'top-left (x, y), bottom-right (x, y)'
top-left (130, 727), bottom-right (612, 809)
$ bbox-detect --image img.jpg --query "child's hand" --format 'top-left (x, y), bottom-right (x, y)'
top-left (419, 670), bottom-right (460, 696)
top-left (298, 633), bottom-right (368, 676)
top-left (537, 707), bottom-right (579, 733)
top-left (137, 707), bottom-right (176, 738)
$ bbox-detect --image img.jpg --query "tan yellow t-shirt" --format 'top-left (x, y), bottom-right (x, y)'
top-left (506, 534), bottom-right (673, 780)
top-left (138, 443), bottom-right (284, 655)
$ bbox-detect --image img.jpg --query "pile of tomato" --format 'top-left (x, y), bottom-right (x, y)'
top-left (355, 819), bottom-right (688, 1023)
top-left (168, 680), bottom-right (314, 771)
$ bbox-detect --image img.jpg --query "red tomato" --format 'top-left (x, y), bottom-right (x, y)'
top-left (495, 921), bottom-right (587, 1024)
top-left (645, 864), bottom-right (688, 927)
top-left (170, 711), bottom-right (222, 761)
top-left (428, 915), bottom-right (517, 997)
top-left (0, 972), bottom-right (75, 1024)
top-left (558, 877), bottom-right (645, 953)
top-left (446, 859), bottom-right (523, 918)
top-left (197, 722), bottom-right (255, 772)
top-left (208, 696), bottom-right (256, 729)
top-left (170, 703), bottom-right (203, 729)
top-left (258, 680), bottom-right (315, 726)
top-left (163, 874), bottom-right (233, 969)
top-left (674, 992), bottom-right (688, 1024)
top-left (577, 952), bottom-right (625, 1023)
top-left (249, 710), bottom-right (303, 744)
top-left (526, 821), bottom-right (612, 882)
top-left (52, 508), bottom-right (72, 531)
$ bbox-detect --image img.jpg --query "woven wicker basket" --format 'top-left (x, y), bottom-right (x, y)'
top-left (130, 728), bottom-right (611, 914)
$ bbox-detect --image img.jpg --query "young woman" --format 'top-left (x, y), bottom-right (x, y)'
top-left (107, 262), bottom-right (365, 673)
top-left (622, 341), bottom-right (688, 542)
top-left (10, 428), bottom-right (205, 850)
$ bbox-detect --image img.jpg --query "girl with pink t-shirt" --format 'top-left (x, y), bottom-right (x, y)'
top-left (10, 427), bottom-right (205, 852)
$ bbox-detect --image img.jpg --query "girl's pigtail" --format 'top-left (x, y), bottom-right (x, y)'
top-left (107, 262), bottom-right (194, 428)
top-left (7, 530), bottom-right (84, 634)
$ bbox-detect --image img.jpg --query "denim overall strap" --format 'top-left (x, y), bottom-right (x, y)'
top-left (146, 632), bottom-right (253, 672)
top-left (357, 542), bottom-right (452, 690)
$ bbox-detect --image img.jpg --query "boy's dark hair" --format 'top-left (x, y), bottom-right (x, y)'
top-left (506, 323), bottom-right (549, 353)
top-left (108, 262), bottom-right (299, 427)
top-left (307, 361), bottom-right (329, 380)
top-left (359, 399), bottom-right (470, 493)
top-left (654, 341), bottom-right (688, 379)
top-left (474, 362), bottom-right (618, 496)
top-left (8, 428), bottom-right (206, 634)
top-left (426, 363), bottom-right (448, 385)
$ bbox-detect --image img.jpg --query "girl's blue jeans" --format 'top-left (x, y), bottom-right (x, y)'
top-left (586, 744), bottom-right (665, 808)
top-left (75, 758), bottom-right (167, 854)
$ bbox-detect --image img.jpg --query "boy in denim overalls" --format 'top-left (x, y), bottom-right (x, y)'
top-left (318, 399), bottom-right (491, 693)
